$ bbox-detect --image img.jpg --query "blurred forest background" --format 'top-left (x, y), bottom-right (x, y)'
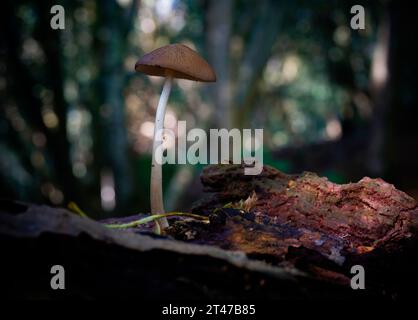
top-left (1, 0), bottom-right (418, 218)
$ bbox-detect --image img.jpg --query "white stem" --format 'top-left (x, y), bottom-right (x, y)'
top-left (150, 76), bottom-right (173, 229)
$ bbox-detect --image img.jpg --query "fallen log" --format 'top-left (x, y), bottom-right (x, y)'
top-left (1, 164), bottom-right (418, 300)
top-left (183, 164), bottom-right (418, 297)
top-left (0, 199), bottom-right (358, 300)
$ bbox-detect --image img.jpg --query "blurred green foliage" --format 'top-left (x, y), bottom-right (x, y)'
top-left (2, 0), bottom-right (418, 216)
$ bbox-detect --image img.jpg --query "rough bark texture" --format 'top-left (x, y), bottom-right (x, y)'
top-left (0, 200), bottom-right (359, 300)
top-left (1, 164), bottom-right (418, 299)
top-left (186, 164), bottom-right (418, 297)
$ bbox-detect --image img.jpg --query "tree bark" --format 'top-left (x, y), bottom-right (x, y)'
top-left (0, 199), bottom-right (358, 300)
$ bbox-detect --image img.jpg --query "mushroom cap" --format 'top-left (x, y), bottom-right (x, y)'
top-left (135, 44), bottom-right (216, 82)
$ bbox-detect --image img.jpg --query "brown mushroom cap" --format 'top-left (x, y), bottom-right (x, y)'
top-left (135, 44), bottom-right (216, 82)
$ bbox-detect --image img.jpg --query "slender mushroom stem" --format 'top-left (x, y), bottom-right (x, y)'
top-left (150, 75), bottom-right (173, 231)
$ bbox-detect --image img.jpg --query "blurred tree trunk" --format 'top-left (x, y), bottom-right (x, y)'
top-left (95, 0), bottom-right (138, 212)
top-left (206, 0), bottom-right (281, 130)
top-left (206, 0), bottom-right (233, 129)
top-left (232, 0), bottom-right (281, 129)
top-left (2, 0), bottom-right (78, 202)
top-left (367, 11), bottom-right (391, 177)
top-left (383, 1), bottom-right (418, 193)
top-left (168, 0), bottom-right (233, 212)
top-left (172, 1), bottom-right (282, 211)
top-left (36, 0), bottom-right (79, 201)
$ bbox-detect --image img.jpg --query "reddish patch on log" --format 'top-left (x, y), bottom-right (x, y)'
top-left (176, 164), bottom-right (418, 288)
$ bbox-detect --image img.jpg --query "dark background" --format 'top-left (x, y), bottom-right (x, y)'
top-left (1, 0), bottom-right (417, 218)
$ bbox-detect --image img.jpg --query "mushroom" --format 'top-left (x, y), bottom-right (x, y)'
top-left (135, 44), bottom-right (216, 231)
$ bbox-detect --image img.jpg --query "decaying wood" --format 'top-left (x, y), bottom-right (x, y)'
top-left (0, 200), bottom-right (360, 299)
top-left (194, 164), bottom-right (418, 250)
top-left (1, 164), bottom-right (418, 299)
top-left (178, 164), bottom-right (418, 296)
